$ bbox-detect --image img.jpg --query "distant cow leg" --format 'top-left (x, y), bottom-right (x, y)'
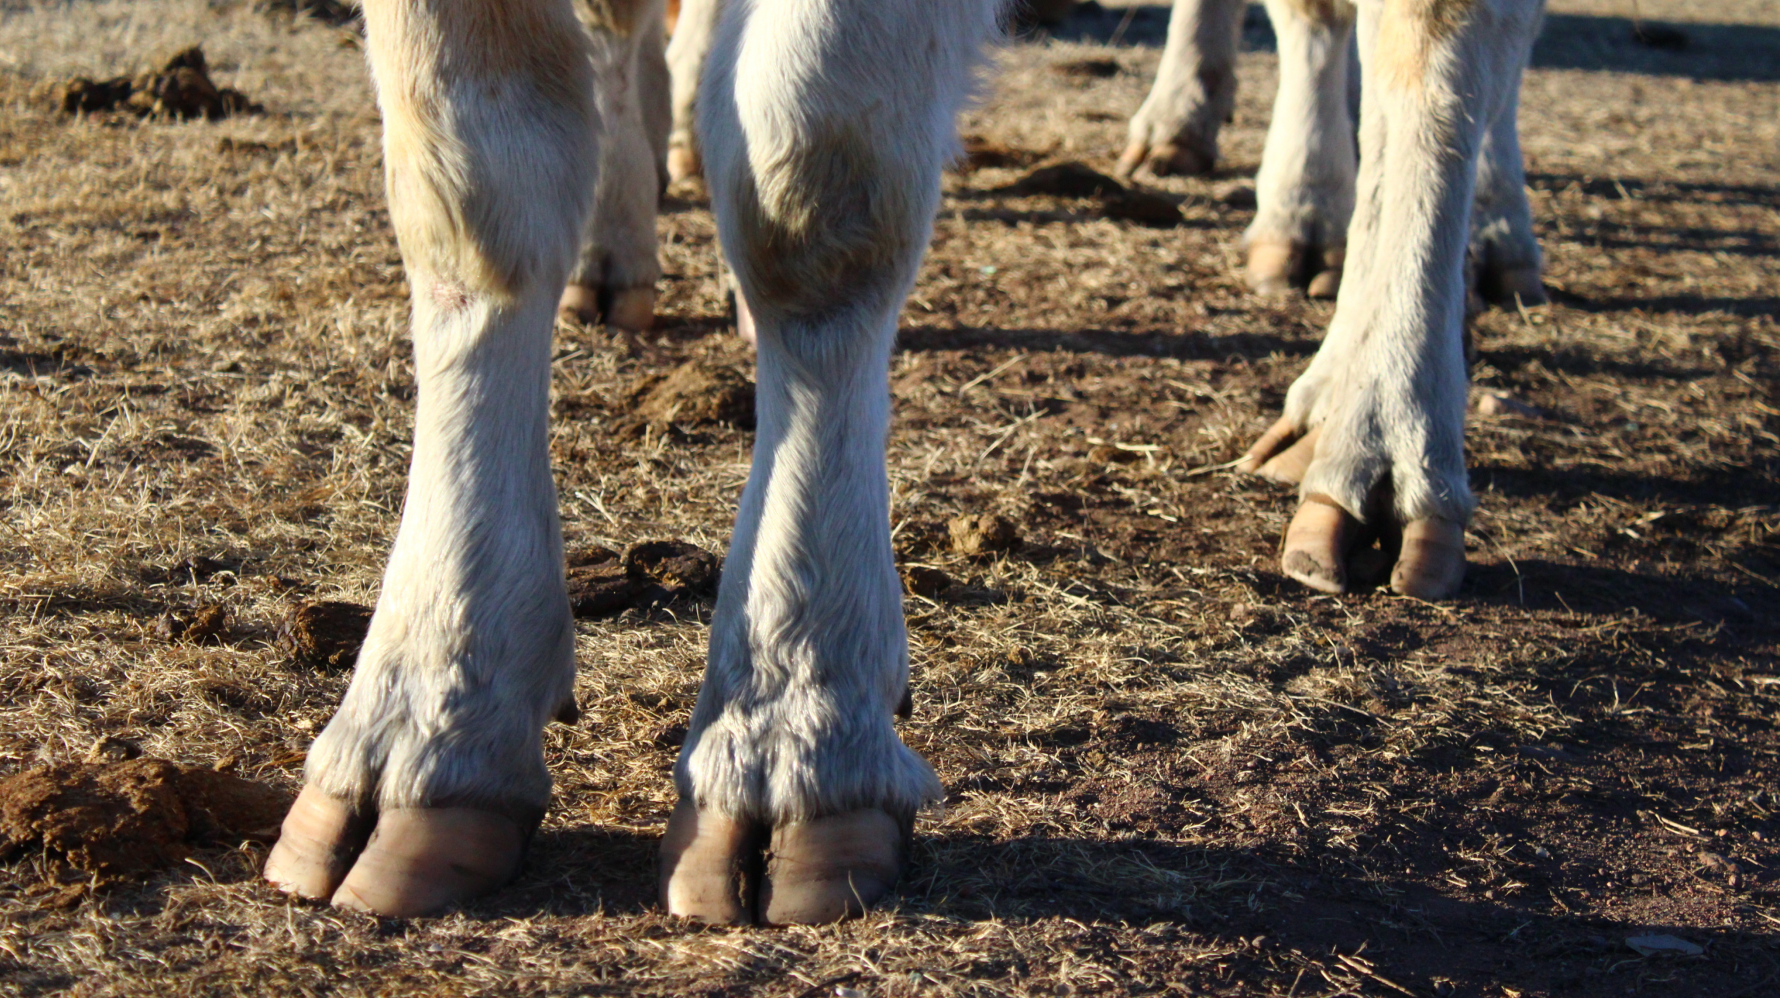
top-left (560, 0), bottom-right (668, 331)
top-left (1118, 0), bottom-right (1245, 177)
top-left (658, 0), bottom-right (998, 925)
top-left (1238, 0), bottom-right (1547, 599)
top-left (664, 0), bottom-right (723, 181)
top-left (262, 0), bottom-right (594, 916)
top-left (1243, 0), bottom-right (1358, 297)
top-left (1469, 69), bottom-right (1546, 306)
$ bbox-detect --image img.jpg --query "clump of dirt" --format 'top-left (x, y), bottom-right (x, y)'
top-left (61, 46), bottom-right (260, 121)
top-left (628, 361), bottom-right (754, 433)
top-left (1004, 161), bottom-right (1182, 226)
top-left (902, 565), bottom-right (955, 598)
top-left (277, 600), bottom-right (372, 671)
top-left (1053, 58), bottom-right (1120, 79)
top-left (568, 541), bottom-right (721, 618)
top-left (949, 514), bottom-right (1022, 557)
top-left (155, 604), bottom-right (227, 644)
top-left (0, 759), bottom-right (290, 877)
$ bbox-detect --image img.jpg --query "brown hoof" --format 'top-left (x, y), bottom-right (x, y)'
top-left (761, 809), bottom-right (906, 925)
top-left (1115, 139), bottom-right (1212, 180)
top-left (1390, 517), bottom-right (1468, 599)
top-left (327, 807), bottom-right (528, 918)
top-left (1237, 417), bottom-right (1319, 485)
top-left (659, 800), bottom-right (761, 924)
top-left (558, 284), bottom-right (655, 332)
top-left (667, 144), bottom-right (701, 183)
top-left (1246, 239), bottom-right (1343, 298)
top-left (263, 785), bottom-right (372, 901)
top-left (1281, 496), bottom-right (1356, 594)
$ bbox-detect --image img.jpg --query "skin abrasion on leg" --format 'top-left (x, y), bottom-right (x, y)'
top-left (1243, 0), bottom-right (1357, 297)
top-left (263, 0), bottom-right (597, 917)
top-left (1239, 0), bottom-right (1545, 600)
top-left (1118, 0), bottom-right (1245, 178)
top-left (658, 0), bottom-right (997, 925)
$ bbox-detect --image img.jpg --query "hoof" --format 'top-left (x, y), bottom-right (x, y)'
top-left (1281, 496), bottom-right (1355, 594)
top-left (1480, 264), bottom-right (1547, 306)
top-left (659, 801), bottom-right (761, 924)
top-left (761, 809), bottom-right (906, 925)
top-left (1237, 418), bottom-right (1319, 485)
top-left (1115, 138), bottom-right (1213, 180)
top-left (667, 143), bottom-right (701, 183)
top-left (263, 785), bottom-right (372, 901)
top-left (329, 808), bottom-right (528, 918)
top-left (559, 284), bottom-right (655, 332)
top-left (1390, 517), bottom-right (1468, 599)
top-left (734, 291), bottom-right (757, 346)
top-left (1245, 238), bottom-right (1344, 298)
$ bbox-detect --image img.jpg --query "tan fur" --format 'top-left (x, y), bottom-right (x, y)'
top-left (730, 128), bottom-right (920, 317)
top-left (1375, 0), bottom-right (1474, 88)
top-left (1282, 0), bottom-right (1353, 26)
top-left (363, 0), bottom-right (593, 296)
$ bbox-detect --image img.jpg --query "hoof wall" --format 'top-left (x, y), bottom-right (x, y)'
top-left (328, 808), bottom-right (527, 918)
top-left (263, 785), bottom-right (371, 901)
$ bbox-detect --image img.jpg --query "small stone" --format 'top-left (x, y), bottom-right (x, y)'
top-left (278, 600), bottom-right (372, 671)
top-left (948, 514), bottom-right (1021, 557)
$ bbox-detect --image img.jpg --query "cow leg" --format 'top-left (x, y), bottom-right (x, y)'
top-left (262, 0), bottom-right (593, 916)
top-left (658, 0), bottom-right (997, 925)
top-left (561, 0), bottom-right (666, 331)
top-left (1118, 0), bottom-right (1245, 178)
top-left (1469, 65), bottom-right (1546, 306)
top-left (1237, 0), bottom-right (1545, 599)
top-left (664, 0), bottom-right (723, 181)
top-left (1243, 0), bottom-right (1358, 297)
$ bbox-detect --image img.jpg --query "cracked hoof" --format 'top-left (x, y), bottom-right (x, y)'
top-left (1115, 138), bottom-right (1213, 180)
top-left (659, 803), bottom-right (906, 925)
top-left (559, 283), bottom-right (655, 332)
top-left (263, 787), bottom-right (528, 917)
top-left (1245, 238), bottom-right (1343, 298)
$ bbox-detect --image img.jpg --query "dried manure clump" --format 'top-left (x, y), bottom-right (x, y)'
top-left (278, 600), bottom-right (373, 670)
top-left (0, 760), bottom-right (290, 877)
top-left (948, 513), bottom-right (1022, 557)
top-left (62, 46), bottom-right (261, 121)
top-left (567, 540), bottom-right (721, 617)
top-left (628, 360), bottom-right (754, 433)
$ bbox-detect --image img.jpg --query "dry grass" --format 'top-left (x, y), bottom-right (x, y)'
top-left (2, 1), bottom-right (1778, 995)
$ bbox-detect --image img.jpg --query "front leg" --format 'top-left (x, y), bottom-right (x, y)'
top-left (658, 0), bottom-right (998, 925)
top-left (263, 0), bottom-right (594, 916)
top-left (1238, 0), bottom-right (1546, 598)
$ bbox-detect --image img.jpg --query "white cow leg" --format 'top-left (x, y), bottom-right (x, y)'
top-left (1469, 72), bottom-right (1546, 306)
top-left (1239, 0), bottom-right (1545, 599)
top-left (659, 0), bottom-right (997, 925)
top-left (561, 0), bottom-right (665, 331)
top-left (663, 0), bottom-right (723, 181)
top-left (263, 0), bottom-right (593, 916)
top-left (1244, 0), bottom-right (1357, 297)
top-left (1118, 0), bottom-right (1245, 178)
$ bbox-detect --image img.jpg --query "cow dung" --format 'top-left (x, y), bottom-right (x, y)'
top-left (61, 46), bottom-right (260, 121)
top-left (630, 360), bottom-right (755, 432)
top-left (949, 514), bottom-right (1022, 557)
top-left (0, 759), bottom-right (291, 877)
top-left (278, 600), bottom-right (372, 671)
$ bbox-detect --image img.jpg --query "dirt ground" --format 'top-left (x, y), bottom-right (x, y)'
top-left (1, 1), bottom-right (1777, 995)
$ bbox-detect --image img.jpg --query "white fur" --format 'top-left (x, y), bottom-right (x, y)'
top-left (1123, 0), bottom-right (1246, 172)
top-left (665, 0), bottom-right (724, 176)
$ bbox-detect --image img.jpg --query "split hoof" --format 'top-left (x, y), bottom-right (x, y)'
top-left (1115, 138), bottom-right (1213, 180)
top-left (1281, 496), bottom-right (1354, 594)
top-left (659, 804), bottom-right (907, 925)
top-left (263, 785), bottom-right (372, 901)
top-left (558, 283), bottom-right (655, 332)
top-left (1390, 517), bottom-right (1468, 599)
top-left (329, 808), bottom-right (528, 918)
top-left (762, 809), bottom-right (906, 925)
top-left (659, 801), bottom-right (760, 924)
top-left (1245, 238), bottom-right (1343, 298)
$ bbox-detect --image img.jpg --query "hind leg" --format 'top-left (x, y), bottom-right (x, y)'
top-left (1119, 0), bottom-right (1246, 178)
